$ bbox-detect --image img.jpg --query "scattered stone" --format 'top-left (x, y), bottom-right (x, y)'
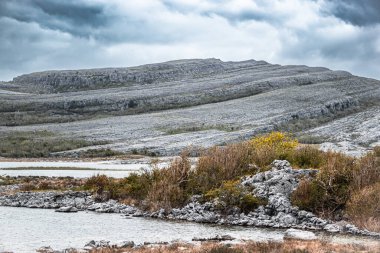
top-left (143, 241), bottom-right (169, 245)
top-left (284, 229), bottom-right (317, 241)
top-left (116, 241), bottom-right (135, 248)
top-left (36, 246), bottom-right (56, 253)
top-left (84, 240), bottom-right (110, 248)
top-left (192, 235), bottom-right (235, 242)
top-left (324, 224), bottom-right (341, 233)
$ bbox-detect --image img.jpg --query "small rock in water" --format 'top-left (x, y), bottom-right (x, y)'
top-left (284, 229), bottom-right (317, 241)
top-left (55, 206), bottom-right (78, 213)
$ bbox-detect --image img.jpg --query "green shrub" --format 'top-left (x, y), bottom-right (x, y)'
top-left (204, 180), bottom-right (267, 214)
top-left (291, 151), bottom-right (355, 217)
top-left (296, 134), bottom-right (328, 144)
top-left (290, 179), bottom-right (324, 213)
top-left (289, 146), bottom-right (324, 168)
top-left (84, 174), bottom-right (110, 195)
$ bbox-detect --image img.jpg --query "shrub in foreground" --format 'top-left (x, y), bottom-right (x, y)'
top-left (81, 132), bottom-right (379, 226)
top-left (346, 182), bottom-right (380, 232)
top-left (291, 148), bottom-right (380, 220)
top-left (188, 142), bottom-right (255, 195)
top-left (204, 180), bottom-right (267, 214)
top-left (250, 132), bottom-right (298, 167)
top-left (146, 154), bottom-right (191, 210)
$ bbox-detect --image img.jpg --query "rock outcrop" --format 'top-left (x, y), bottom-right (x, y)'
top-left (0, 191), bottom-right (137, 214)
top-left (1, 59), bottom-right (379, 156)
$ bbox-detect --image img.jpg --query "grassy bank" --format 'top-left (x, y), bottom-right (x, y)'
top-left (71, 240), bottom-right (380, 253)
top-left (0, 175), bottom-right (85, 191)
top-left (77, 132), bottom-right (380, 232)
top-left (0, 131), bottom-right (109, 158)
top-left (0, 130), bottom-right (89, 158)
top-left (6, 132), bottom-right (380, 232)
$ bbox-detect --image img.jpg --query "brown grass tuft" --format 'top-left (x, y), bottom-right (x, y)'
top-left (76, 240), bottom-right (380, 253)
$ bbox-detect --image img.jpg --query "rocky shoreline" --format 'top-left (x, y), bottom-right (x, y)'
top-left (1, 160), bottom-right (379, 241)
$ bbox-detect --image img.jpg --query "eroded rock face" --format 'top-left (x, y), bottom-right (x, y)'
top-left (1, 59), bottom-right (379, 156)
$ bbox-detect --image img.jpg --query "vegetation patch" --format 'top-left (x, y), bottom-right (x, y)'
top-left (1, 167), bottom-right (100, 171)
top-left (6, 131), bottom-right (378, 232)
top-left (204, 180), bottom-right (267, 214)
top-left (296, 134), bottom-right (329, 144)
top-left (79, 148), bottom-right (124, 158)
top-left (0, 131), bottom-right (103, 158)
top-left (69, 240), bottom-right (379, 253)
top-left (160, 124), bottom-right (240, 135)
top-left (0, 175), bottom-right (85, 191)
top-left (291, 146), bottom-right (380, 227)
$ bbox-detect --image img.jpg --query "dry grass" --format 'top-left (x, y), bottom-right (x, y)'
top-left (347, 182), bottom-right (380, 232)
top-left (188, 142), bottom-right (255, 195)
top-left (0, 175), bottom-right (85, 193)
top-left (146, 153), bottom-right (192, 210)
top-left (291, 147), bottom-right (380, 221)
top-left (352, 151), bottom-right (380, 190)
top-left (291, 151), bottom-right (356, 217)
top-left (74, 240), bottom-right (380, 253)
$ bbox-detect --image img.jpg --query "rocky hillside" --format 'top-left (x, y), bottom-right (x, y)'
top-left (0, 58), bottom-right (379, 156)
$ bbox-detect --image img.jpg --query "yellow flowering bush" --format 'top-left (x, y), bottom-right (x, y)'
top-left (250, 132), bottom-right (298, 167)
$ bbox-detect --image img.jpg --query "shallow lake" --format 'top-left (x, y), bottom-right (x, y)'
top-left (0, 161), bottom-right (151, 170)
top-left (0, 206), bottom-right (285, 252)
top-left (0, 161), bottom-right (169, 178)
top-left (0, 169), bottom-right (134, 178)
top-left (1, 207), bottom-right (379, 252)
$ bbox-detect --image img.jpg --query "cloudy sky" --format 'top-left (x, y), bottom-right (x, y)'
top-left (1, 0), bottom-right (380, 81)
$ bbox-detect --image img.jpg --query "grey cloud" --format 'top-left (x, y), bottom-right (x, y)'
top-left (0, 0), bottom-right (179, 44)
top-left (323, 0), bottom-right (380, 26)
top-left (0, 0), bottom-right (380, 81)
top-left (162, 0), bottom-right (281, 24)
top-left (0, 0), bottom-right (109, 38)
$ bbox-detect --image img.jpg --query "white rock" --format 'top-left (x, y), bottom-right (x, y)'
top-left (284, 228), bottom-right (317, 240)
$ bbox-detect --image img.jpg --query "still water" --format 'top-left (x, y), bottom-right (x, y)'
top-left (0, 161), bottom-right (166, 178)
top-left (0, 206), bottom-right (284, 252)
top-left (0, 169), bottom-right (134, 178)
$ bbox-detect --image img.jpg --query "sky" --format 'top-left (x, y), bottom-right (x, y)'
top-left (1, 0), bottom-right (380, 81)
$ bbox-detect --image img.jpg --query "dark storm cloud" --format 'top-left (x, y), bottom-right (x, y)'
top-left (323, 0), bottom-right (380, 26)
top-left (0, 0), bottom-right (380, 81)
top-left (0, 0), bottom-right (109, 38)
